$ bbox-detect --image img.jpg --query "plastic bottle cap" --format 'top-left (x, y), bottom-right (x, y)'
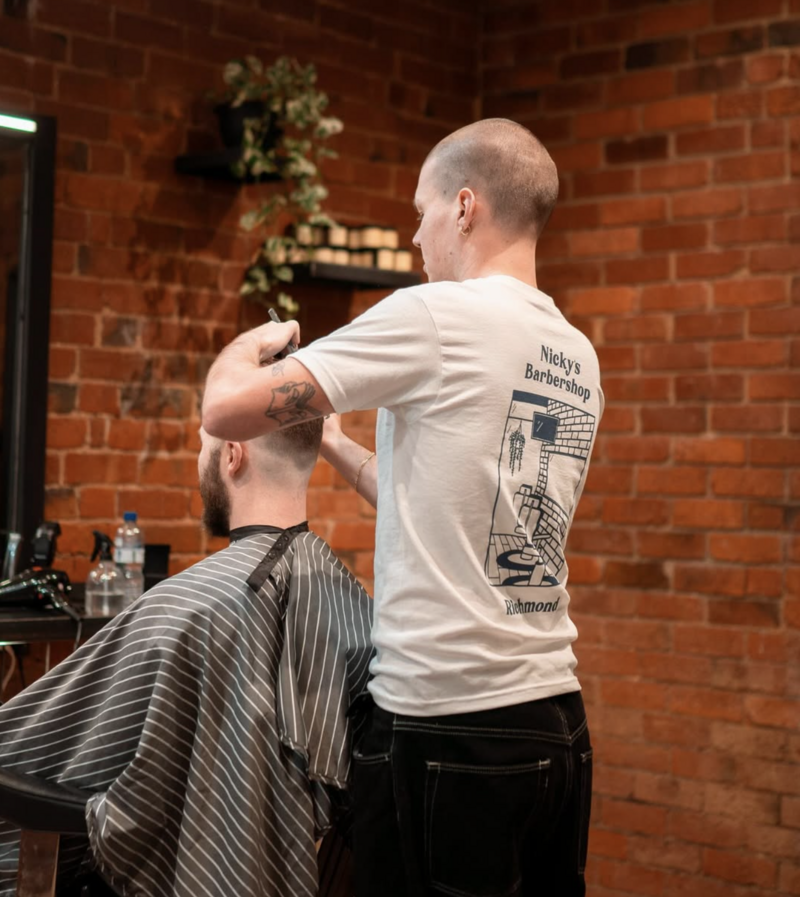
top-left (124, 511), bottom-right (138, 522)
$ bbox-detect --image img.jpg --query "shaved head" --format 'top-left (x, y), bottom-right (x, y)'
top-left (425, 118), bottom-right (559, 239)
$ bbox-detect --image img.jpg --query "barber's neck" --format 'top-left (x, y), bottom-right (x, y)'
top-left (228, 480), bottom-right (310, 530)
top-left (457, 236), bottom-right (539, 289)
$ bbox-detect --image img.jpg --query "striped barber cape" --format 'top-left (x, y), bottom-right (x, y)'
top-left (0, 526), bottom-right (373, 896)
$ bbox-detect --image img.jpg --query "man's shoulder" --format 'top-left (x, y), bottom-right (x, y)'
top-left (140, 537), bottom-right (276, 603)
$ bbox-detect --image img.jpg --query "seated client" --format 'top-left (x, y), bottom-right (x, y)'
top-left (0, 418), bottom-right (373, 896)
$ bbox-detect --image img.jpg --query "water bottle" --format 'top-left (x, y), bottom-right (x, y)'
top-left (115, 511), bottom-right (145, 605)
top-left (85, 531), bottom-right (126, 617)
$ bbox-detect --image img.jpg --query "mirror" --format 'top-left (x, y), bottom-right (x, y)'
top-left (0, 112), bottom-right (56, 572)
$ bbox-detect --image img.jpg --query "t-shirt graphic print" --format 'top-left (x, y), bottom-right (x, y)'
top-left (486, 381), bottom-right (597, 599)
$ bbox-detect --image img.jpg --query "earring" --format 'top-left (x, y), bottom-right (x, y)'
top-left (460, 224), bottom-right (471, 237)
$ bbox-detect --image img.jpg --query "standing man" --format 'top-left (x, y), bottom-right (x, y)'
top-left (203, 118), bottom-right (604, 896)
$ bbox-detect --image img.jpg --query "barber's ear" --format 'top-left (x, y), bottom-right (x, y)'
top-left (225, 442), bottom-right (245, 477)
top-left (458, 187), bottom-right (476, 231)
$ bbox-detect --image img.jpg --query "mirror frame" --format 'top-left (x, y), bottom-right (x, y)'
top-left (0, 111), bottom-right (56, 567)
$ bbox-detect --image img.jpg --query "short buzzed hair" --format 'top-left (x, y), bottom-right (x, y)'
top-left (425, 118), bottom-right (559, 239)
top-left (260, 419), bottom-right (323, 472)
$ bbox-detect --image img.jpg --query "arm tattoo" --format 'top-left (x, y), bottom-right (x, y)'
top-left (265, 379), bottom-right (323, 427)
top-left (271, 359), bottom-right (286, 376)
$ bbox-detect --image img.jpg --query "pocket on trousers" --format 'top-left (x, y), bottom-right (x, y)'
top-left (424, 758), bottom-right (551, 897)
top-left (576, 749), bottom-right (593, 875)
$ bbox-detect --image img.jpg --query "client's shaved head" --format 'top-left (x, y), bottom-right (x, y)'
top-left (425, 118), bottom-right (559, 239)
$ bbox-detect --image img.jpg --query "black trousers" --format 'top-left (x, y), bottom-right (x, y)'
top-left (353, 691), bottom-right (592, 897)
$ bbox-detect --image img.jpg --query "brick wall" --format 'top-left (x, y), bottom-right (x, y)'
top-left (1, 0), bottom-right (799, 893)
top-left (483, 1), bottom-right (799, 895)
top-left (0, 0), bottom-right (478, 594)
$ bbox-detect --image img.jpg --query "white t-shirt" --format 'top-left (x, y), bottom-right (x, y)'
top-left (294, 275), bottom-right (604, 716)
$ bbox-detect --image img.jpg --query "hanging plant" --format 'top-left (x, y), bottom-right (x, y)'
top-left (509, 424), bottom-right (526, 475)
top-left (216, 56), bottom-right (343, 317)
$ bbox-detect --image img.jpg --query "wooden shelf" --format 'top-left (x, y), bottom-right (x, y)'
top-left (174, 148), bottom-right (280, 182)
top-left (291, 261), bottom-right (421, 290)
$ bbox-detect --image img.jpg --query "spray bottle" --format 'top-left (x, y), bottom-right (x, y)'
top-left (85, 531), bottom-right (125, 617)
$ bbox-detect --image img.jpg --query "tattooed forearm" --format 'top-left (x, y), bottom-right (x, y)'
top-left (265, 379), bottom-right (324, 427)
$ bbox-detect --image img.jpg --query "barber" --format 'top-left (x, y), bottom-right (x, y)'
top-left (203, 117), bottom-right (604, 897)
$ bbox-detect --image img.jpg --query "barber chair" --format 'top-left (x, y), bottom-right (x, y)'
top-left (0, 766), bottom-right (353, 896)
top-left (0, 766), bottom-right (111, 897)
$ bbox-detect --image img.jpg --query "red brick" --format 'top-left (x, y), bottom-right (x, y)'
top-left (50, 312), bottom-right (96, 346)
top-left (709, 533), bottom-right (782, 564)
top-left (751, 438), bottom-right (800, 466)
top-left (676, 250), bottom-right (746, 279)
top-left (46, 417), bottom-right (87, 450)
top-left (641, 283), bottom-right (709, 311)
top-left (672, 188), bottom-right (743, 219)
top-left (107, 420), bottom-right (147, 451)
top-left (637, 531), bottom-right (706, 560)
top-left (751, 246), bottom-right (800, 273)
top-left (641, 343), bottom-right (707, 370)
top-left (639, 1), bottom-right (710, 38)
top-left (717, 88), bottom-right (764, 119)
top-left (673, 499), bottom-right (745, 528)
top-left (569, 287), bottom-right (637, 315)
top-left (64, 452), bottom-right (137, 486)
top-left (749, 182), bottom-right (800, 213)
top-left (49, 347), bottom-right (77, 379)
top-left (750, 306), bottom-right (800, 335)
top-left (118, 489), bottom-right (188, 520)
top-left (675, 374), bottom-right (743, 401)
top-left (678, 59), bottom-right (745, 95)
top-left (642, 223), bottom-right (707, 252)
top-left (669, 685), bottom-right (744, 721)
top-left (38, 0), bottom-right (111, 37)
top-left (641, 407), bottom-right (706, 433)
top-left (571, 228), bottom-right (639, 256)
top-left (574, 107), bottom-right (640, 139)
top-left (674, 311), bottom-right (743, 341)
top-left (767, 85), bottom-right (800, 116)
top-left (572, 168), bottom-right (636, 198)
top-left (602, 376), bottom-right (670, 402)
top-left (674, 624), bottom-right (747, 658)
top-left (604, 316), bottom-right (669, 343)
top-left (714, 278), bottom-right (786, 307)
top-left (598, 197), bottom-right (666, 226)
top-left (715, 151), bottom-right (786, 182)
top-left (713, 0), bottom-right (782, 23)
top-left (140, 457), bottom-right (198, 489)
top-left (702, 848), bottom-right (777, 888)
top-left (751, 119), bottom-right (785, 148)
top-left (711, 404), bottom-right (785, 432)
top-left (77, 383), bottom-right (120, 415)
top-left (750, 373), bottom-right (800, 400)
top-left (603, 497), bottom-right (670, 525)
top-left (58, 70), bottom-right (134, 111)
top-left (602, 799), bottom-right (668, 836)
top-left (637, 466), bottom-right (707, 495)
top-left (607, 70), bottom-right (675, 105)
top-left (643, 95), bottom-right (714, 130)
top-left (696, 26), bottom-right (764, 59)
top-left (606, 256), bottom-right (670, 284)
top-left (641, 161), bottom-right (708, 191)
top-left (78, 487), bottom-right (117, 520)
top-left (714, 214), bottom-right (785, 244)
top-left (747, 53), bottom-right (786, 84)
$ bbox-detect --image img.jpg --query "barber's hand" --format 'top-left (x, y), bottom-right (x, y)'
top-left (237, 320), bottom-right (302, 366)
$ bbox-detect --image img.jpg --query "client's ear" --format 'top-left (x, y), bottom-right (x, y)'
top-left (225, 441), bottom-right (245, 478)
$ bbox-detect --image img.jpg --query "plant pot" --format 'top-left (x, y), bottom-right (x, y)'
top-left (214, 101), bottom-right (278, 149)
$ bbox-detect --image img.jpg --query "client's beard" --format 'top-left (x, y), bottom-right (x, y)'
top-left (199, 446), bottom-right (231, 538)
